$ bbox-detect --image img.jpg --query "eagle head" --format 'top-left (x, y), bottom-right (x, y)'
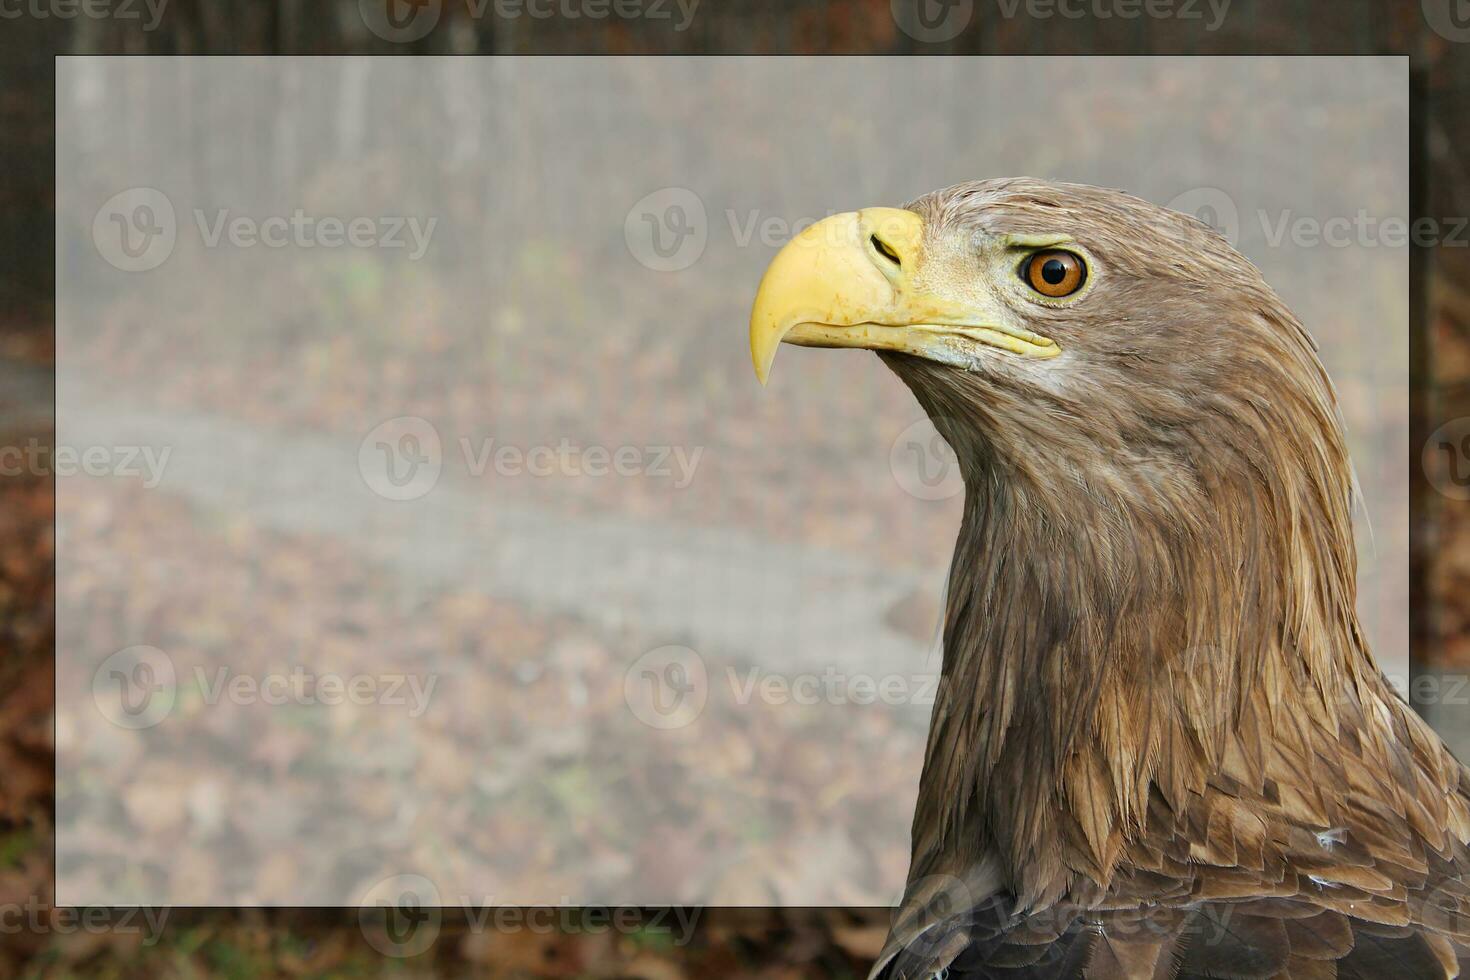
top-left (751, 178), bottom-right (1350, 522)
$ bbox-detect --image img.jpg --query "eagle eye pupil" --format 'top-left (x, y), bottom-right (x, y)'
top-left (1022, 249), bottom-right (1086, 298)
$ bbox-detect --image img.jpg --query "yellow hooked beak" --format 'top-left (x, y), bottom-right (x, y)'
top-left (749, 208), bottom-right (1059, 384)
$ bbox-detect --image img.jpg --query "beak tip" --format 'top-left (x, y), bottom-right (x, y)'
top-left (751, 325), bottom-right (778, 386)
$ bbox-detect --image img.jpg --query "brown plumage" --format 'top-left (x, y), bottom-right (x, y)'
top-left (750, 178), bottom-right (1470, 979)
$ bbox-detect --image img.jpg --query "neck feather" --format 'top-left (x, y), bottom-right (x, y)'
top-left (890, 353), bottom-right (1378, 908)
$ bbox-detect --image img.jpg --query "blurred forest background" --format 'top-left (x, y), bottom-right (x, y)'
top-left (3, 2), bottom-right (1470, 977)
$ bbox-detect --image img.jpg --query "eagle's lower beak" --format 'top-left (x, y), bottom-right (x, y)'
top-left (749, 208), bottom-right (1058, 384)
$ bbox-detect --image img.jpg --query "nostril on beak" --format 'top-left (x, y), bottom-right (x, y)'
top-left (870, 235), bottom-right (902, 267)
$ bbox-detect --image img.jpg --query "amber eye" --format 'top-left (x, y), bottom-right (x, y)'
top-left (1021, 250), bottom-right (1087, 298)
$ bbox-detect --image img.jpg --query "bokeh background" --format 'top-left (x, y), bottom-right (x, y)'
top-left (2, 2), bottom-right (1469, 977)
top-left (51, 56), bottom-right (1407, 911)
